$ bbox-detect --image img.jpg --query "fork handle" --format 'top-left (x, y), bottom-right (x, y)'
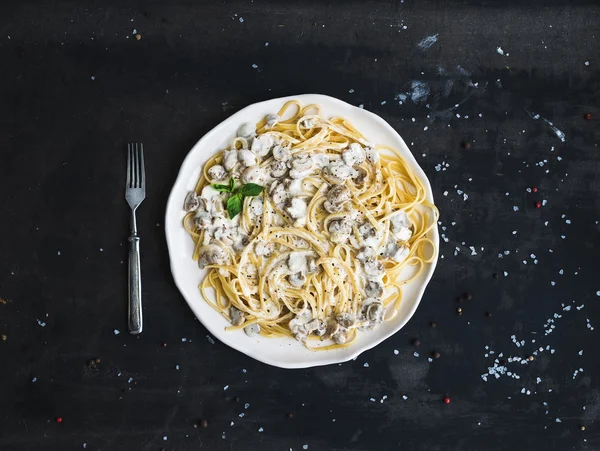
top-left (128, 235), bottom-right (143, 334)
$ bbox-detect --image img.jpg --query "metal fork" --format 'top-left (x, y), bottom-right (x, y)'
top-left (125, 143), bottom-right (146, 334)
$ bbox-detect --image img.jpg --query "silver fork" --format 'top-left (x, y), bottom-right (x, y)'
top-left (125, 143), bottom-right (146, 335)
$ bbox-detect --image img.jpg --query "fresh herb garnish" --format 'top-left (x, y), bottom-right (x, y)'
top-left (211, 179), bottom-right (264, 219)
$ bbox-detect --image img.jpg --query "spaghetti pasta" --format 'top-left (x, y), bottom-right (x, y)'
top-left (182, 100), bottom-right (438, 350)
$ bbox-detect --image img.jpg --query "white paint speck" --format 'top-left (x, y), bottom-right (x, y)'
top-left (223, 385), bottom-right (229, 391)
top-left (239, 17), bottom-right (244, 23)
top-left (251, 64), bottom-right (258, 69)
top-left (113, 329), bottom-right (120, 335)
top-left (363, 362), bottom-right (370, 368)
top-left (258, 427), bottom-right (264, 432)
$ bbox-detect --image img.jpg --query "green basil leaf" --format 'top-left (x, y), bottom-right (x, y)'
top-left (239, 183), bottom-right (264, 197)
top-left (227, 193), bottom-right (243, 219)
top-left (211, 183), bottom-right (232, 193)
top-left (229, 177), bottom-right (236, 192)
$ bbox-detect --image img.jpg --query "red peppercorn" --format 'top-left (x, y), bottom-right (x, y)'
top-left (583, 112), bottom-right (591, 120)
top-left (443, 397), bottom-right (451, 404)
top-left (56, 417), bottom-right (63, 423)
top-left (535, 201), bottom-right (541, 209)
top-left (162, 343), bottom-right (167, 348)
top-left (532, 187), bottom-right (538, 193)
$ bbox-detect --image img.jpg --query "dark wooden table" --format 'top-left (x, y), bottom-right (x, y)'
top-left (1, 1), bottom-right (599, 450)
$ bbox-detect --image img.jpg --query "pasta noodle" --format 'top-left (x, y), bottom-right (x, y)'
top-left (182, 100), bottom-right (438, 350)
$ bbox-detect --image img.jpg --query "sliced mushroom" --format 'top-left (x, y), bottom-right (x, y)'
top-left (390, 210), bottom-right (412, 241)
top-left (244, 323), bottom-right (261, 337)
top-left (251, 134), bottom-right (276, 157)
top-left (269, 181), bottom-right (289, 204)
top-left (328, 219), bottom-right (351, 244)
top-left (336, 313), bottom-right (355, 328)
top-left (358, 222), bottom-right (376, 239)
top-left (289, 155), bottom-right (315, 179)
top-left (207, 164), bottom-right (226, 181)
top-left (324, 161), bottom-right (358, 184)
top-left (356, 246), bottom-right (376, 262)
top-left (270, 161), bottom-right (288, 178)
top-left (321, 317), bottom-right (340, 340)
top-left (241, 166), bottom-right (267, 185)
top-left (363, 258), bottom-right (384, 277)
top-left (366, 302), bottom-right (384, 323)
top-left (352, 167), bottom-right (368, 185)
top-left (230, 306), bottom-right (245, 326)
top-left (197, 244), bottom-right (228, 269)
top-left (238, 149), bottom-right (258, 167)
top-left (324, 200), bottom-right (345, 213)
top-left (385, 239), bottom-right (410, 263)
top-left (328, 219), bottom-right (350, 235)
top-left (364, 279), bottom-right (384, 298)
top-left (333, 330), bottom-right (348, 344)
top-left (327, 185), bottom-right (351, 204)
top-left (237, 122), bottom-right (255, 139)
top-left (222, 149), bottom-right (238, 171)
top-left (288, 272), bottom-right (307, 287)
top-left (305, 318), bottom-right (325, 335)
top-left (342, 143), bottom-right (366, 166)
top-left (184, 191), bottom-right (200, 212)
top-left (272, 145), bottom-right (292, 162)
top-left (266, 113), bottom-right (280, 128)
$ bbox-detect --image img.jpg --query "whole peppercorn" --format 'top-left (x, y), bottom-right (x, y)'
top-left (463, 141), bottom-right (472, 150)
top-left (443, 397), bottom-right (451, 404)
top-left (430, 321), bottom-right (437, 328)
top-left (199, 419), bottom-right (208, 428)
top-left (56, 417), bottom-right (63, 424)
top-left (412, 339), bottom-right (421, 347)
top-left (583, 113), bottom-right (591, 120)
top-left (528, 355), bottom-right (535, 361)
top-left (535, 201), bottom-right (542, 209)
top-left (433, 351), bottom-right (441, 359)
top-left (457, 307), bottom-right (463, 315)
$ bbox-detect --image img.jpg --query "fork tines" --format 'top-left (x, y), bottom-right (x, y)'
top-left (126, 143), bottom-right (145, 189)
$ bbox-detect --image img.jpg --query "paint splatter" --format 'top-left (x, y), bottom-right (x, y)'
top-left (417, 34), bottom-right (438, 50)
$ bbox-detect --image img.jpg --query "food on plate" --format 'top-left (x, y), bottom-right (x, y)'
top-left (183, 100), bottom-right (438, 350)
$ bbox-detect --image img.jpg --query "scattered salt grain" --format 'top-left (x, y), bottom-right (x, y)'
top-left (113, 329), bottom-right (120, 335)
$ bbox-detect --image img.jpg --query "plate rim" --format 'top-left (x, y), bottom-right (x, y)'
top-left (165, 93), bottom-right (439, 369)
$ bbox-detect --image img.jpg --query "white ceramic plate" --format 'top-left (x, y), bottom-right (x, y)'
top-left (165, 94), bottom-right (439, 369)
